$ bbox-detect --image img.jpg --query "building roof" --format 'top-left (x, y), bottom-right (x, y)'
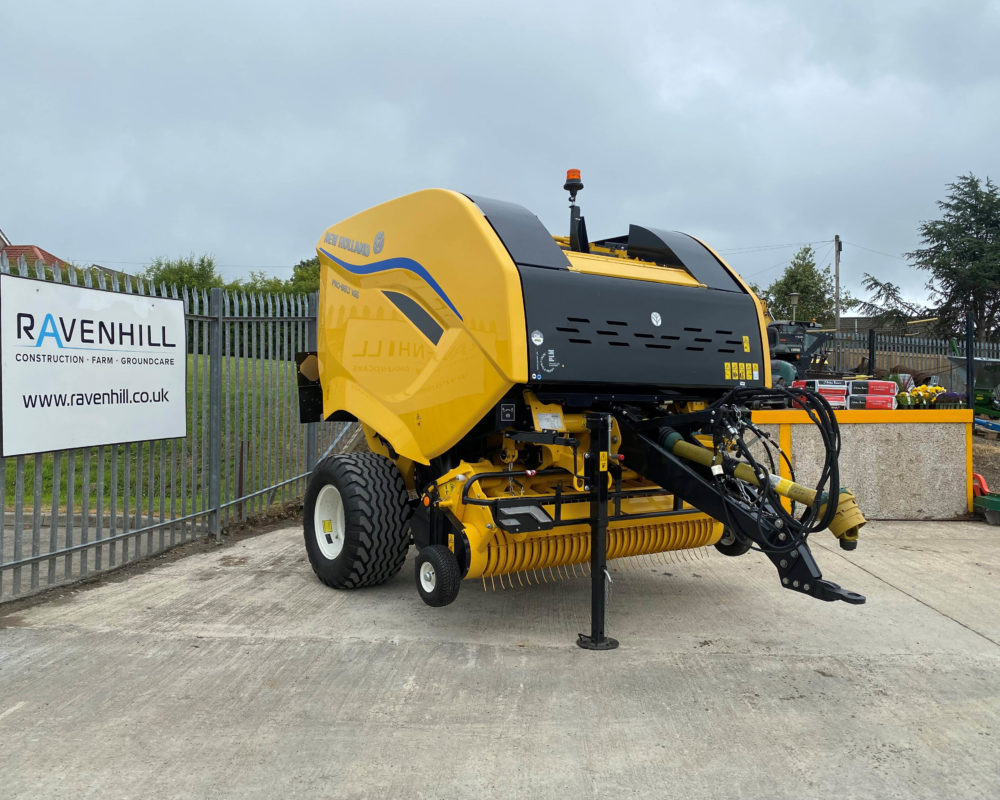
top-left (1, 245), bottom-right (71, 269)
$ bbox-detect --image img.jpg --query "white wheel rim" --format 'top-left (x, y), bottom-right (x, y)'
top-left (419, 561), bottom-right (437, 593)
top-left (314, 484), bottom-right (346, 560)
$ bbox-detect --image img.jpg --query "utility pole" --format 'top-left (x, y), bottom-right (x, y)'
top-left (834, 235), bottom-right (842, 371)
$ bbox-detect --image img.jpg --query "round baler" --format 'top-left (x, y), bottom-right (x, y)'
top-left (296, 176), bottom-right (866, 647)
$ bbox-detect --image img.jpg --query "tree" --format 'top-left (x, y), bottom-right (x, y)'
top-left (142, 254), bottom-right (224, 291)
top-left (853, 273), bottom-right (931, 332)
top-left (907, 173), bottom-right (1000, 340)
top-left (287, 256), bottom-right (320, 294)
top-left (140, 253), bottom-right (321, 295)
top-left (241, 270), bottom-right (290, 294)
top-left (755, 245), bottom-right (852, 324)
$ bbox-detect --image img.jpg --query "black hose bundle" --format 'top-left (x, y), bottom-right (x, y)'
top-left (705, 386), bottom-right (841, 555)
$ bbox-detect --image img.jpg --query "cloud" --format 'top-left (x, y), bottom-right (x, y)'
top-left (2, 0), bottom-right (998, 300)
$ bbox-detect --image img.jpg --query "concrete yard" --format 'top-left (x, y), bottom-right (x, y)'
top-left (1, 520), bottom-right (998, 799)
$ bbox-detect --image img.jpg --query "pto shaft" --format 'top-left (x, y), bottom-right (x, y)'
top-left (659, 430), bottom-right (865, 548)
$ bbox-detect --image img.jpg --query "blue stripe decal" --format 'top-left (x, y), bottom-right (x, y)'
top-left (319, 248), bottom-right (462, 320)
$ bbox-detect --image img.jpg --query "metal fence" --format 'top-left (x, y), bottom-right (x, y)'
top-left (1, 254), bottom-right (352, 602)
top-left (7, 255), bottom-right (996, 602)
top-left (836, 331), bottom-right (1000, 389)
top-left (837, 332), bottom-right (954, 382)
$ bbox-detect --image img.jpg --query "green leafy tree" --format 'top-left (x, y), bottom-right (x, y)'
top-left (287, 256), bottom-right (320, 294)
top-left (755, 245), bottom-right (853, 324)
top-left (141, 253), bottom-right (321, 295)
top-left (907, 173), bottom-right (1000, 340)
top-left (142, 254), bottom-right (224, 291)
top-left (240, 270), bottom-right (290, 294)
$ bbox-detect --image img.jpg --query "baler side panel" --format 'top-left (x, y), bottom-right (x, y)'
top-left (315, 189), bottom-right (528, 463)
top-left (519, 267), bottom-right (768, 389)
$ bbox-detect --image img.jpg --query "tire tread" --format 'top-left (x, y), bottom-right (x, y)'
top-left (304, 453), bottom-right (410, 589)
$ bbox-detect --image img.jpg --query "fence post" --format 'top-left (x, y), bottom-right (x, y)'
top-left (966, 309), bottom-right (975, 410)
top-left (305, 292), bottom-right (319, 471)
top-left (868, 328), bottom-right (876, 374)
top-left (209, 287), bottom-right (223, 541)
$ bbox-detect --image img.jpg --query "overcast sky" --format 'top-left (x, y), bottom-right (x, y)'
top-left (3, 1), bottom-right (998, 304)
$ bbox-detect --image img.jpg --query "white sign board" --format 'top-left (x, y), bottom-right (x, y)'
top-left (0, 274), bottom-right (187, 456)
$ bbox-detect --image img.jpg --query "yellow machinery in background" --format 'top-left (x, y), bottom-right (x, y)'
top-left (297, 171), bottom-right (865, 649)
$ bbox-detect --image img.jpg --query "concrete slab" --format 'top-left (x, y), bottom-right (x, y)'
top-left (752, 412), bottom-right (972, 519)
top-left (1, 520), bottom-right (998, 799)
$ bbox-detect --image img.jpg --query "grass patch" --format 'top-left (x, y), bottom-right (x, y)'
top-left (4, 352), bottom-right (335, 512)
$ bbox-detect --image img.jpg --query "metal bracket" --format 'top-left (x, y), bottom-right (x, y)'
top-left (615, 413), bottom-right (866, 606)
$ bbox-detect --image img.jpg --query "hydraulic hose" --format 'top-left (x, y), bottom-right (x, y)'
top-left (658, 427), bottom-right (865, 548)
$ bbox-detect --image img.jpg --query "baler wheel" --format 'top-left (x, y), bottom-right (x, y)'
top-left (414, 545), bottom-right (461, 607)
top-left (714, 526), bottom-right (753, 557)
top-left (303, 453), bottom-right (410, 589)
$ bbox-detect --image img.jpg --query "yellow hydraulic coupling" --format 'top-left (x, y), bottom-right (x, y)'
top-left (662, 432), bottom-right (866, 549)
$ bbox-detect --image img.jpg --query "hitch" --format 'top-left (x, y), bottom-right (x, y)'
top-left (765, 543), bottom-right (865, 604)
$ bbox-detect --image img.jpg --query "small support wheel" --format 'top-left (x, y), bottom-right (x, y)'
top-left (714, 526), bottom-right (752, 557)
top-left (415, 545), bottom-right (461, 607)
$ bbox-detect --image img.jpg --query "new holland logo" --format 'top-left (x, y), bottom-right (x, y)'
top-left (323, 231), bottom-right (371, 257)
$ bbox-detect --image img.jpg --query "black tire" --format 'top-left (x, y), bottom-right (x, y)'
top-left (414, 545), bottom-right (461, 607)
top-left (303, 453), bottom-right (410, 589)
top-left (714, 526), bottom-right (753, 557)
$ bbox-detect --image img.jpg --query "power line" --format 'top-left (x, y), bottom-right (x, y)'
top-left (815, 241), bottom-right (835, 268)
top-left (742, 259), bottom-right (794, 279)
top-left (717, 239), bottom-right (829, 255)
top-left (211, 267), bottom-right (292, 272)
top-left (63, 239), bottom-right (909, 274)
top-left (57, 258), bottom-right (299, 272)
top-left (741, 240), bottom-right (839, 283)
top-left (844, 241), bottom-right (908, 261)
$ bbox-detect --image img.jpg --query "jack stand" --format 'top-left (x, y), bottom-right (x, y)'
top-left (578, 413), bottom-right (619, 651)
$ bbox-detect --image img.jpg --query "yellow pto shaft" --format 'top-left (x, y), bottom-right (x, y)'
top-left (663, 433), bottom-right (866, 547)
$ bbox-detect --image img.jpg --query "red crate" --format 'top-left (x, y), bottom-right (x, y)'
top-left (793, 379), bottom-right (848, 392)
top-left (793, 388), bottom-right (847, 409)
top-left (847, 394), bottom-right (897, 410)
top-left (848, 380), bottom-right (898, 396)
